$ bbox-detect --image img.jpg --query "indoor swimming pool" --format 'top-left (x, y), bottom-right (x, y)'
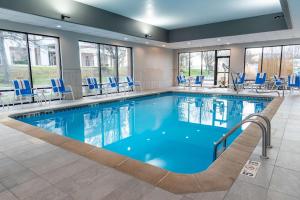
top-left (15, 92), bottom-right (271, 174)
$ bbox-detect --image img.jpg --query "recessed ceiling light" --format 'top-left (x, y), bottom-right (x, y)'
top-left (162, 44), bottom-right (166, 47)
top-left (124, 37), bottom-right (128, 41)
top-left (56, 25), bottom-right (62, 28)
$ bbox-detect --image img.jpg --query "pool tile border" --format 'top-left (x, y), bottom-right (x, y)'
top-left (0, 92), bottom-right (283, 194)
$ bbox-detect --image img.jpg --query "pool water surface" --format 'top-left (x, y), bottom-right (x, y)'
top-left (16, 92), bottom-right (271, 174)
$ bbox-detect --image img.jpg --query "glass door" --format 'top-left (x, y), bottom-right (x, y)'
top-left (216, 57), bottom-right (230, 87)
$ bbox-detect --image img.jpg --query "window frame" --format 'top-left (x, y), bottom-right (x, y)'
top-left (177, 49), bottom-right (231, 85)
top-left (243, 44), bottom-right (300, 79)
top-left (78, 40), bottom-right (133, 97)
top-left (0, 28), bottom-right (62, 103)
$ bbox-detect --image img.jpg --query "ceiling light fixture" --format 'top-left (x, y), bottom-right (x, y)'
top-left (56, 25), bottom-right (62, 28)
top-left (61, 14), bottom-right (71, 21)
top-left (124, 37), bottom-right (128, 41)
top-left (162, 44), bottom-right (166, 47)
top-left (144, 34), bottom-right (152, 38)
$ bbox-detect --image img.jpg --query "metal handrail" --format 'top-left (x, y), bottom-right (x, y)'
top-left (255, 88), bottom-right (281, 97)
top-left (244, 113), bottom-right (271, 148)
top-left (213, 118), bottom-right (269, 161)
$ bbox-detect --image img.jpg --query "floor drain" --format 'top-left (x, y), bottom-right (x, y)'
top-left (240, 160), bottom-right (261, 178)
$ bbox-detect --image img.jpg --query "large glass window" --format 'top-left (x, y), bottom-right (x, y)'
top-left (178, 50), bottom-right (219, 85)
top-left (190, 52), bottom-right (201, 76)
top-left (0, 30), bottom-right (61, 104)
top-left (202, 51), bottom-right (216, 84)
top-left (262, 46), bottom-right (281, 79)
top-left (178, 53), bottom-right (189, 77)
top-left (100, 45), bottom-right (117, 83)
top-left (245, 45), bottom-right (300, 79)
top-left (118, 47), bottom-right (132, 82)
top-left (0, 31), bottom-right (30, 90)
top-left (245, 48), bottom-right (263, 80)
top-left (79, 42), bottom-right (133, 95)
top-left (28, 35), bottom-right (60, 88)
top-left (79, 42), bottom-right (99, 85)
top-left (281, 45), bottom-right (300, 76)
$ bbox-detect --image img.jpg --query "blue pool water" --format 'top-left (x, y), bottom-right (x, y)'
top-left (16, 92), bottom-right (271, 174)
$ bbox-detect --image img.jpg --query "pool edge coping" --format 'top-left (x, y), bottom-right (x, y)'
top-left (0, 90), bottom-right (283, 194)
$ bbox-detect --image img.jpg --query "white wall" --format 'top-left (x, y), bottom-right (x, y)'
top-left (0, 19), bottom-right (175, 99)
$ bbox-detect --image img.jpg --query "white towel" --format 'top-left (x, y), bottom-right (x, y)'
top-left (259, 73), bottom-right (265, 79)
top-left (17, 79), bottom-right (25, 89)
top-left (291, 74), bottom-right (296, 84)
top-left (54, 79), bottom-right (61, 87)
top-left (90, 78), bottom-right (95, 85)
top-left (239, 73), bottom-right (244, 79)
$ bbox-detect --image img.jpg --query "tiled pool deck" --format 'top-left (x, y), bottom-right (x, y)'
top-left (0, 88), bottom-right (299, 199)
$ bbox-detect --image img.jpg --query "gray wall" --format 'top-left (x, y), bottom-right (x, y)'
top-left (174, 38), bottom-right (300, 84)
top-left (0, 19), bottom-right (175, 99)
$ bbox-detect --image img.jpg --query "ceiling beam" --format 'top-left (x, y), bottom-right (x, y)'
top-left (168, 13), bottom-right (288, 42)
top-left (280, 0), bottom-right (293, 29)
top-left (0, 0), bottom-right (169, 42)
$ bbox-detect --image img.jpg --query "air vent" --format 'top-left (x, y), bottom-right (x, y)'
top-left (274, 15), bottom-right (284, 20)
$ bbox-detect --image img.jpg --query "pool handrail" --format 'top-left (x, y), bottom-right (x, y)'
top-left (213, 113), bottom-right (271, 161)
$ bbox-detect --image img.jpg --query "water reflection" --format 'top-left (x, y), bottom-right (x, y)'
top-left (177, 96), bottom-right (265, 129)
top-left (19, 94), bottom-right (269, 173)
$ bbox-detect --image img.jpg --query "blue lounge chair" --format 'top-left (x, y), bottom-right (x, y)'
top-left (252, 73), bottom-right (267, 90)
top-left (50, 78), bottom-right (74, 100)
top-left (177, 75), bottom-right (188, 87)
top-left (288, 74), bottom-right (300, 94)
top-left (272, 75), bottom-right (284, 90)
top-left (126, 76), bottom-right (142, 91)
top-left (108, 77), bottom-right (124, 93)
top-left (12, 79), bottom-right (42, 104)
top-left (86, 77), bottom-right (105, 96)
top-left (232, 73), bottom-right (246, 90)
top-left (194, 75), bottom-right (204, 87)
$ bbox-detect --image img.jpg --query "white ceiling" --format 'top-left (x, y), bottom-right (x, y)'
top-left (73, 0), bottom-right (282, 29)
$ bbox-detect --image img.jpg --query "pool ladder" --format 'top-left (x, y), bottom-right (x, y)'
top-left (213, 113), bottom-right (271, 161)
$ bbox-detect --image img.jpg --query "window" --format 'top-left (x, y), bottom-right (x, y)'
top-left (178, 50), bottom-right (222, 85)
top-left (262, 46), bottom-right (281, 79)
top-left (0, 30), bottom-right (61, 104)
top-left (79, 41), bottom-right (99, 85)
top-left (217, 50), bottom-right (230, 57)
top-left (79, 41), bottom-right (133, 96)
top-left (245, 45), bottom-right (300, 79)
top-left (0, 31), bottom-right (30, 90)
top-left (281, 45), bottom-right (300, 76)
top-left (118, 47), bottom-right (132, 82)
top-left (100, 45), bottom-right (117, 83)
top-left (178, 53), bottom-right (189, 76)
top-left (245, 48), bottom-right (263, 80)
top-left (202, 51), bottom-right (216, 84)
top-left (28, 34), bottom-right (60, 88)
top-left (190, 52), bottom-right (201, 76)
